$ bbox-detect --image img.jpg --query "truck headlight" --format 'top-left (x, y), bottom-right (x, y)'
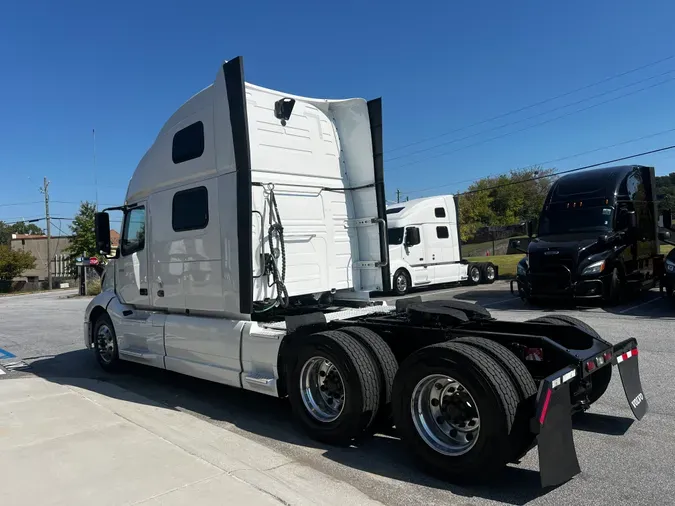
top-left (582, 260), bottom-right (606, 276)
top-left (666, 260), bottom-right (675, 273)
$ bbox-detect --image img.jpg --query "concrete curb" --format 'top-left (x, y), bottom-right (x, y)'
top-left (62, 377), bottom-right (384, 506)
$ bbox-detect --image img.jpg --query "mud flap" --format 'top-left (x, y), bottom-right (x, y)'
top-left (613, 338), bottom-right (648, 420)
top-left (532, 367), bottom-right (581, 488)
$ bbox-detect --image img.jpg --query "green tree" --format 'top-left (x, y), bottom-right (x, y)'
top-left (0, 221), bottom-right (44, 246)
top-left (656, 173), bottom-right (675, 214)
top-left (458, 167), bottom-right (556, 242)
top-left (65, 201), bottom-right (97, 261)
top-left (0, 245), bottom-right (36, 280)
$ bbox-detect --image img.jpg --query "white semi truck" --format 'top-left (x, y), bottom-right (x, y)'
top-left (387, 196), bottom-right (496, 295)
top-left (85, 56), bottom-right (648, 488)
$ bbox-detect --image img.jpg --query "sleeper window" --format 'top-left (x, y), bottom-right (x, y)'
top-left (435, 207), bottom-right (446, 218)
top-left (436, 226), bottom-right (449, 239)
top-left (172, 121), bottom-right (204, 164)
top-left (172, 186), bottom-right (209, 232)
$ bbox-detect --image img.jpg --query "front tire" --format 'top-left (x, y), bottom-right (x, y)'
top-left (392, 342), bottom-right (518, 483)
top-left (286, 330), bottom-right (381, 445)
top-left (393, 269), bottom-right (411, 296)
top-left (93, 313), bottom-right (122, 372)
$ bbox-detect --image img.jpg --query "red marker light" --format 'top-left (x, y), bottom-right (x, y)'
top-left (586, 360), bottom-right (596, 372)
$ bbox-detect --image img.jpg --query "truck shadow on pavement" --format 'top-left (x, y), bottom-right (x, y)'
top-left (26, 349), bottom-right (595, 505)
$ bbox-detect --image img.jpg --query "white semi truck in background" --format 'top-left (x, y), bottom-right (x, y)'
top-left (387, 196), bottom-right (496, 295)
top-left (85, 56), bottom-right (648, 488)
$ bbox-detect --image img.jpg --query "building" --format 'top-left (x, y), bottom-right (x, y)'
top-left (10, 234), bottom-right (72, 282)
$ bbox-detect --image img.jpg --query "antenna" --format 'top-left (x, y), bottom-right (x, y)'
top-left (93, 128), bottom-right (98, 211)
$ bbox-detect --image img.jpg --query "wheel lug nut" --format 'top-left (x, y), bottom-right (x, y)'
top-left (436, 416), bottom-right (444, 425)
top-left (431, 398), bottom-right (439, 407)
top-left (435, 383), bottom-right (443, 390)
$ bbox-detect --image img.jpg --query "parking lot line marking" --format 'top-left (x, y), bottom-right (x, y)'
top-left (619, 296), bottom-right (663, 314)
top-left (0, 347), bottom-right (15, 359)
top-left (484, 298), bottom-right (516, 307)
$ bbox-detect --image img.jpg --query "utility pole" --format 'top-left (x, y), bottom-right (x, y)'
top-left (41, 177), bottom-right (52, 290)
top-left (396, 189), bottom-right (401, 203)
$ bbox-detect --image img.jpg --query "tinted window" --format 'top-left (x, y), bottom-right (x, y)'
top-left (172, 186), bottom-right (209, 232)
top-left (386, 207), bottom-right (404, 215)
top-left (388, 227), bottom-right (404, 245)
top-left (122, 207), bottom-right (146, 256)
top-left (172, 122), bottom-right (204, 164)
top-left (435, 207), bottom-right (446, 218)
top-left (436, 226), bottom-right (449, 239)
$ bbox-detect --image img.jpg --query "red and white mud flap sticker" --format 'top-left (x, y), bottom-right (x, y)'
top-left (613, 337), bottom-right (648, 421)
top-left (532, 366), bottom-right (581, 488)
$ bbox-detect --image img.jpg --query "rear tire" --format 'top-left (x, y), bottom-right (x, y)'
top-left (467, 264), bottom-right (482, 286)
top-left (392, 341), bottom-right (518, 483)
top-left (393, 269), bottom-right (411, 296)
top-left (480, 263), bottom-right (497, 284)
top-left (340, 326), bottom-right (398, 431)
top-left (454, 336), bottom-right (537, 461)
top-left (527, 315), bottom-right (612, 404)
top-left (286, 330), bottom-right (381, 445)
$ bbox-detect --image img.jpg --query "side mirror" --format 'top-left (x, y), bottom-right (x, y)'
top-left (659, 230), bottom-right (671, 241)
top-left (512, 239), bottom-right (528, 254)
top-left (405, 227), bottom-right (421, 247)
top-left (95, 212), bottom-right (111, 255)
top-left (526, 220), bottom-right (535, 238)
top-left (663, 210), bottom-right (672, 230)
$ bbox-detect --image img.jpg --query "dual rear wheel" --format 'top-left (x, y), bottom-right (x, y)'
top-left (285, 329), bottom-right (536, 483)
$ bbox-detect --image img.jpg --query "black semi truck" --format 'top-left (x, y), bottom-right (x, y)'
top-left (512, 165), bottom-right (667, 304)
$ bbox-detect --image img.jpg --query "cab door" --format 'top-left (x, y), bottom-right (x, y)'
top-left (404, 226), bottom-right (430, 284)
top-left (116, 205), bottom-right (150, 307)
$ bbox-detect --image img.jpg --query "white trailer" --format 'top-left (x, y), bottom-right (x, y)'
top-left (387, 196), bottom-right (496, 295)
top-left (85, 56), bottom-right (647, 488)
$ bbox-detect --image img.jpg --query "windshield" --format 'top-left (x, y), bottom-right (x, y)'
top-left (539, 207), bottom-right (614, 236)
top-left (388, 227), bottom-right (404, 245)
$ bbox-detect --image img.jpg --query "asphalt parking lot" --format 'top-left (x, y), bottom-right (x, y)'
top-left (1, 284), bottom-right (675, 505)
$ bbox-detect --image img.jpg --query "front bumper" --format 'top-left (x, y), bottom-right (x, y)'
top-left (532, 337), bottom-right (646, 487)
top-left (511, 271), bottom-right (610, 300)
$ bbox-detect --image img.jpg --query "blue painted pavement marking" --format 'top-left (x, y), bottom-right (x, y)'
top-left (0, 348), bottom-right (16, 360)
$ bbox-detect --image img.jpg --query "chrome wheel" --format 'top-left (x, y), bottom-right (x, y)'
top-left (486, 265), bottom-right (495, 281)
top-left (300, 357), bottom-right (346, 423)
top-left (396, 273), bottom-right (408, 293)
top-left (96, 324), bottom-right (115, 364)
top-left (470, 267), bottom-right (481, 283)
top-left (411, 374), bottom-right (480, 456)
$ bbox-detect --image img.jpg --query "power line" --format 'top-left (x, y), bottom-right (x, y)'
top-left (0, 201), bottom-right (43, 208)
top-left (457, 144), bottom-right (675, 197)
top-left (386, 54), bottom-right (675, 154)
top-left (401, 126), bottom-right (675, 197)
top-left (389, 75), bottom-right (675, 172)
top-left (386, 69), bottom-right (675, 164)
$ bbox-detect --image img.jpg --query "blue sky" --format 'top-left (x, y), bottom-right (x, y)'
top-left (2, 0), bottom-right (675, 232)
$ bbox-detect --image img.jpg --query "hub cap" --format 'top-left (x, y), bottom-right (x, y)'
top-left (300, 357), bottom-right (346, 422)
top-left (396, 274), bottom-right (408, 293)
top-left (486, 265), bottom-right (495, 280)
top-left (471, 267), bottom-right (481, 283)
top-left (411, 374), bottom-right (481, 455)
top-left (96, 324), bottom-right (115, 364)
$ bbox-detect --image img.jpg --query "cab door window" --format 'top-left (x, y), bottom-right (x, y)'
top-left (121, 207), bottom-right (146, 256)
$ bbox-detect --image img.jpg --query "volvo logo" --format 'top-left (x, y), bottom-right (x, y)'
top-left (544, 250), bottom-right (560, 255)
